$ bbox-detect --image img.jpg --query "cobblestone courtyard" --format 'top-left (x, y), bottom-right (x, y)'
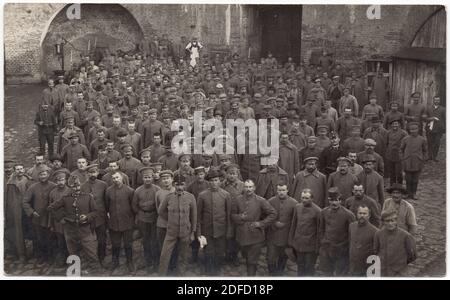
top-left (3, 84), bottom-right (447, 277)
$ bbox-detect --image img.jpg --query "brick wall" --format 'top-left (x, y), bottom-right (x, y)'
top-left (4, 4), bottom-right (441, 84)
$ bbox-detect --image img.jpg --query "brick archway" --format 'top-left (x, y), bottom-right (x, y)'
top-left (40, 4), bottom-right (145, 78)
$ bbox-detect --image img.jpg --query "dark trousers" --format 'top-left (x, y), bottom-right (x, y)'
top-left (405, 171), bottom-right (421, 197)
top-left (203, 235), bottom-right (226, 275)
top-left (240, 242), bottom-right (263, 276)
top-left (95, 224), bottom-right (107, 263)
top-left (50, 231), bottom-right (68, 263)
top-left (296, 251), bottom-right (318, 276)
top-left (137, 221), bottom-right (158, 267)
top-left (159, 235), bottom-right (191, 276)
top-left (226, 238), bottom-right (239, 264)
top-left (427, 132), bottom-right (443, 160)
top-left (63, 223), bottom-right (98, 262)
top-left (266, 243), bottom-right (288, 275)
top-left (32, 225), bottom-right (51, 262)
top-left (38, 129), bottom-right (55, 158)
top-left (319, 244), bottom-right (349, 276)
top-left (387, 159), bottom-right (403, 186)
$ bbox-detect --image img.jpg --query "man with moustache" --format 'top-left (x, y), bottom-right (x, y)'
top-left (318, 187), bottom-right (355, 276)
top-left (231, 180), bottom-right (276, 276)
top-left (345, 184), bottom-right (381, 228)
top-left (327, 157), bottom-right (359, 202)
top-left (357, 139), bottom-right (384, 176)
top-left (158, 174), bottom-right (197, 276)
top-left (5, 163), bottom-right (32, 263)
top-left (22, 165), bottom-right (57, 266)
top-left (349, 205), bottom-right (379, 276)
top-left (290, 157), bottom-right (327, 208)
top-left (288, 188), bottom-right (322, 276)
top-left (196, 169), bottom-right (232, 275)
top-left (374, 210), bottom-right (417, 276)
top-left (35, 101), bottom-right (58, 159)
top-left (132, 166), bottom-right (161, 273)
top-left (70, 157), bottom-right (89, 185)
top-left (266, 182), bottom-right (298, 276)
top-left (106, 172), bottom-right (136, 273)
top-left (81, 164), bottom-right (108, 266)
top-left (357, 154), bottom-right (385, 207)
top-left (382, 184), bottom-right (417, 235)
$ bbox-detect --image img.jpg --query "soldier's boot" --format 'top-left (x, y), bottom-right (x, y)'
top-left (204, 255), bottom-right (214, 276)
top-left (267, 264), bottom-right (277, 276)
top-left (190, 240), bottom-right (200, 264)
top-left (277, 257), bottom-right (288, 276)
top-left (110, 247), bottom-right (120, 271)
top-left (247, 264), bottom-right (257, 276)
top-left (125, 247), bottom-right (136, 273)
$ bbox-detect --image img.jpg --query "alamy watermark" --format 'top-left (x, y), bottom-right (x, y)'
top-left (170, 112), bottom-right (280, 165)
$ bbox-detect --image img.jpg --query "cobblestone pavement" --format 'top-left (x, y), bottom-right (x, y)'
top-left (3, 84), bottom-right (446, 277)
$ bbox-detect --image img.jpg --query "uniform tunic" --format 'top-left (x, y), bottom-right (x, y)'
top-left (290, 169), bottom-right (327, 207)
top-left (196, 188), bottom-right (232, 238)
top-left (349, 221), bottom-right (378, 275)
top-left (400, 135), bottom-right (428, 172)
top-left (81, 179), bottom-right (108, 226)
top-left (105, 184), bottom-right (135, 232)
top-left (23, 181), bottom-right (57, 227)
top-left (266, 195), bottom-right (298, 247)
top-left (319, 206), bottom-right (355, 250)
top-left (158, 191), bottom-right (197, 238)
top-left (61, 144), bottom-right (91, 172)
top-left (357, 170), bottom-right (385, 206)
top-left (382, 198), bottom-right (417, 234)
top-left (132, 184), bottom-right (161, 223)
top-left (48, 186), bottom-right (71, 234)
top-left (288, 202), bottom-right (322, 253)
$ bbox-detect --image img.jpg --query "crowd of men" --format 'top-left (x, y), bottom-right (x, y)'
top-left (4, 37), bottom-right (446, 277)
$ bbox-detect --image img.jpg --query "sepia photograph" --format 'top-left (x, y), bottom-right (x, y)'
top-left (2, 2), bottom-right (447, 279)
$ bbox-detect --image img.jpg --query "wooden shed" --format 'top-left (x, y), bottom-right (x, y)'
top-left (391, 7), bottom-right (446, 107)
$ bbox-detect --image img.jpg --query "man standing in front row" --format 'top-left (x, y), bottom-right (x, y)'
top-left (158, 174), bottom-right (197, 276)
top-left (231, 180), bottom-right (276, 276)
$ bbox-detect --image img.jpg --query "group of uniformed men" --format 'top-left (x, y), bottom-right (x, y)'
top-left (4, 44), bottom-right (446, 277)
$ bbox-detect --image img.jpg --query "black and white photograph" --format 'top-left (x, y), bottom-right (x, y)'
top-left (1, 2), bottom-right (447, 279)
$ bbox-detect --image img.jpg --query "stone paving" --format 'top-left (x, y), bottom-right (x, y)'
top-left (3, 84), bottom-right (446, 277)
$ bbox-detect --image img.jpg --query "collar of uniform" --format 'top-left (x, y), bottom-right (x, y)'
top-left (303, 169), bottom-right (319, 178)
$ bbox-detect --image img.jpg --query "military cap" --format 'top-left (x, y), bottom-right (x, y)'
top-left (307, 136), bottom-right (317, 142)
top-left (381, 209), bottom-right (398, 221)
top-left (386, 183), bottom-right (407, 194)
top-left (370, 115), bottom-right (381, 123)
top-left (351, 124), bottom-right (361, 130)
top-left (148, 108), bottom-right (157, 114)
top-left (50, 154), bottom-right (62, 162)
top-left (231, 101), bottom-right (240, 108)
top-left (68, 131), bottom-right (79, 139)
top-left (206, 169), bottom-right (222, 180)
top-left (98, 144), bottom-right (106, 151)
top-left (173, 174), bottom-right (186, 185)
top-left (65, 115), bottom-right (75, 121)
top-left (216, 83), bottom-right (224, 89)
top-left (337, 157), bottom-right (352, 165)
top-left (389, 101), bottom-right (400, 107)
top-left (343, 107), bottom-right (353, 112)
top-left (364, 138), bottom-right (377, 146)
top-left (225, 163), bottom-right (240, 172)
top-left (117, 129), bottom-right (128, 137)
top-left (205, 107), bottom-right (214, 112)
top-left (4, 159), bottom-right (16, 169)
top-left (178, 153), bottom-right (191, 162)
top-left (408, 121), bottom-right (420, 128)
top-left (328, 187), bottom-right (341, 200)
top-left (303, 156), bottom-right (319, 163)
top-left (53, 170), bottom-right (68, 180)
top-left (332, 75), bottom-right (340, 80)
top-left (314, 78), bottom-right (322, 83)
top-left (263, 104), bottom-right (272, 110)
top-left (139, 166), bottom-right (155, 175)
top-left (317, 125), bottom-right (328, 131)
top-left (151, 162), bottom-right (163, 168)
top-left (360, 154), bottom-right (376, 163)
top-left (85, 164), bottom-right (99, 173)
top-left (194, 166), bottom-right (206, 174)
top-left (369, 93), bottom-right (377, 99)
top-left (389, 117), bottom-right (401, 124)
top-left (214, 109), bottom-right (223, 116)
top-left (160, 169), bottom-right (174, 178)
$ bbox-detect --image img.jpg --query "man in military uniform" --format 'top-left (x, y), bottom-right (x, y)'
top-left (35, 101), bottom-right (58, 158)
top-left (158, 174), bottom-right (197, 276)
top-left (132, 166), bottom-right (161, 273)
top-left (48, 175), bottom-right (99, 272)
top-left (81, 164), bottom-right (108, 266)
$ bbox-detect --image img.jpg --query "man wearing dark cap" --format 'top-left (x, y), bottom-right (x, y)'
top-left (349, 205), bottom-right (379, 276)
top-left (48, 175), bottom-right (99, 272)
top-left (60, 131), bottom-right (91, 172)
top-left (266, 181), bottom-right (297, 276)
top-left (48, 170), bottom-right (71, 266)
top-left (400, 122), bottom-right (428, 193)
top-left (81, 164), bottom-right (108, 266)
top-left (327, 157), bottom-right (359, 203)
top-left (106, 172), bottom-right (136, 273)
top-left (357, 138), bottom-right (384, 176)
top-left (158, 174), bottom-right (197, 276)
top-left (385, 118), bottom-right (408, 186)
top-left (383, 184), bottom-right (417, 234)
top-left (255, 160), bottom-right (290, 200)
top-left (5, 163), bottom-right (32, 263)
top-left (132, 166), bottom-right (161, 273)
top-left (291, 157), bottom-right (327, 208)
top-left (22, 165), bottom-right (56, 266)
top-left (344, 184), bottom-right (381, 228)
top-left (374, 210), bottom-right (417, 276)
top-left (357, 154), bottom-right (385, 207)
top-left (318, 187), bottom-right (355, 276)
top-left (231, 180), bottom-right (276, 276)
top-left (141, 108), bottom-right (164, 149)
top-left (336, 107), bottom-right (362, 142)
top-left (319, 133), bottom-right (346, 177)
top-left (288, 188), bottom-right (322, 276)
top-left (363, 115), bottom-right (388, 159)
top-left (196, 169), bottom-right (232, 275)
top-left (118, 144), bottom-right (141, 188)
top-left (35, 101), bottom-right (58, 158)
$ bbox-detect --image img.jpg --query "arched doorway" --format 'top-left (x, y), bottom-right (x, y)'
top-left (41, 4), bottom-right (145, 77)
